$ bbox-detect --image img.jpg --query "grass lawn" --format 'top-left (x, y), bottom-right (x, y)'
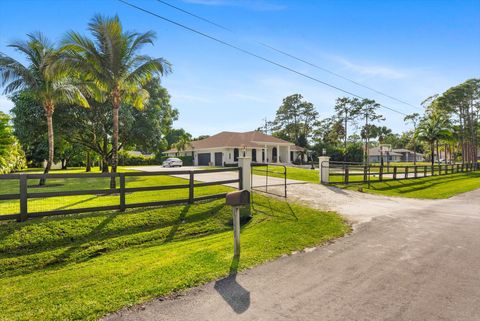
top-left (341, 171), bottom-right (480, 199)
top-left (0, 192), bottom-right (349, 321)
top-left (0, 167), bottom-right (232, 216)
top-left (252, 165), bottom-right (320, 183)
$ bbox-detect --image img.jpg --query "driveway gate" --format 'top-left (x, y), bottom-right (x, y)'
top-left (251, 163), bottom-right (287, 198)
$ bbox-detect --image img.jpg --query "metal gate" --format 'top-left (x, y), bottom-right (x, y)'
top-left (251, 163), bottom-right (287, 198)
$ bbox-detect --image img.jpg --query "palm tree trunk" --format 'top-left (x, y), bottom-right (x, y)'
top-left (86, 151), bottom-right (91, 172)
top-left (344, 109), bottom-right (347, 164)
top-left (102, 136), bottom-right (109, 173)
top-left (413, 136), bottom-right (417, 166)
top-left (40, 107), bottom-right (54, 185)
top-left (110, 103), bottom-right (120, 188)
top-left (431, 142), bottom-right (435, 167)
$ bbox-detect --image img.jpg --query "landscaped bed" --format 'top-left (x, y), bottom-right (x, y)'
top-left (0, 169), bottom-right (349, 321)
top-left (341, 171), bottom-right (480, 199)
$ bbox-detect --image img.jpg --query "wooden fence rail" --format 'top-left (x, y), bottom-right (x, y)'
top-left (328, 162), bottom-right (478, 185)
top-left (0, 167), bottom-right (242, 222)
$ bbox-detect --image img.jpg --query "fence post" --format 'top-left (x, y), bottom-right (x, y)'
top-left (119, 173), bottom-right (126, 212)
top-left (238, 156), bottom-right (251, 192)
top-left (189, 171), bottom-right (194, 203)
top-left (432, 165), bottom-right (435, 176)
top-left (414, 166), bottom-right (418, 178)
top-left (19, 175), bottom-right (28, 222)
top-left (424, 166), bottom-right (427, 177)
top-left (379, 166), bottom-right (383, 182)
top-left (363, 165), bottom-right (367, 183)
top-left (345, 166), bottom-right (349, 184)
top-left (405, 166), bottom-right (409, 179)
top-left (393, 166), bottom-right (397, 180)
top-left (318, 156), bottom-right (330, 184)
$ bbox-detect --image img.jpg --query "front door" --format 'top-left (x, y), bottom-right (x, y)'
top-left (214, 152), bottom-right (223, 166)
top-left (272, 147), bottom-right (278, 162)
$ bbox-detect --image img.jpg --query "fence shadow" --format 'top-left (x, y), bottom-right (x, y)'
top-left (0, 202), bottom-right (230, 277)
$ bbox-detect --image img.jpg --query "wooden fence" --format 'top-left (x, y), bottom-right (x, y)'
top-left (0, 167), bottom-right (241, 221)
top-left (327, 162), bottom-right (478, 184)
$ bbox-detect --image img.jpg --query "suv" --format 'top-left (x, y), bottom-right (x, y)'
top-left (162, 158), bottom-right (183, 167)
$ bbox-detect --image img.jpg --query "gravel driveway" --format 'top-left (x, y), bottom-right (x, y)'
top-left (104, 183), bottom-right (480, 321)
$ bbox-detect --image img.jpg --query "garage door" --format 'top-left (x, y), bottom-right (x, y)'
top-left (198, 153), bottom-right (211, 166)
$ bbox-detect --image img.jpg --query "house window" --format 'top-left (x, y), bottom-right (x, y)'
top-left (229, 153), bottom-right (231, 160)
top-left (252, 149), bottom-right (257, 162)
top-left (234, 148), bottom-right (239, 162)
top-left (262, 149), bottom-right (265, 162)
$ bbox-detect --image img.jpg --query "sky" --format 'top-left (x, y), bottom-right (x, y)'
top-left (0, 0), bottom-right (479, 137)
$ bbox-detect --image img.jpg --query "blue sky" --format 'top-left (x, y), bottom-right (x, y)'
top-left (1, 0), bottom-right (479, 137)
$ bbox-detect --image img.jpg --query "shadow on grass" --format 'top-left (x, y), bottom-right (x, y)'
top-left (250, 196), bottom-right (298, 222)
top-left (0, 202), bottom-right (231, 277)
top-left (214, 255), bottom-right (250, 314)
top-left (365, 173), bottom-right (478, 194)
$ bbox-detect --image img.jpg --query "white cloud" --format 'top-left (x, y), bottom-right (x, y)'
top-left (170, 92), bottom-right (213, 104)
top-left (229, 93), bottom-right (270, 103)
top-left (329, 55), bottom-right (408, 79)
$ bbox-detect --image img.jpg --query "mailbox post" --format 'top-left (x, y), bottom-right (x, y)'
top-left (226, 190), bottom-right (250, 257)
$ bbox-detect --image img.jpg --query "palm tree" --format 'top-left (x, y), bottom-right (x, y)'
top-left (417, 113), bottom-right (451, 167)
top-left (376, 126), bottom-right (392, 167)
top-left (0, 33), bottom-right (88, 184)
top-left (404, 113), bottom-right (420, 165)
top-left (173, 134), bottom-right (191, 156)
top-left (60, 15), bottom-right (171, 187)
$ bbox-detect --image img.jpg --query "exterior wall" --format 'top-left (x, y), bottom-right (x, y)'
top-left (369, 155), bottom-right (402, 163)
top-left (168, 144), bottom-right (297, 166)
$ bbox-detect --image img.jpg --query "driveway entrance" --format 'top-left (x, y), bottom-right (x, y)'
top-left (104, 185), bottom-right (480, 321)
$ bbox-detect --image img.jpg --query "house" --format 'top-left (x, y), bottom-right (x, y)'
top-left (164, 131), bottom-right (306, 166)
top-left (391, 149), bottom-right (424, 162)
top-left (368, 147), bottom-right (423, 163)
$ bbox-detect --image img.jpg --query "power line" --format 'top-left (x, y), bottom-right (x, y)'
top-left (117, 0), bottom-right (409, 116)
top-left (155, 0), bottom-right (421, 111)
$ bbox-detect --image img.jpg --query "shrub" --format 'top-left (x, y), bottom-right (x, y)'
top-left (118, 151), bottom-right (158, 166)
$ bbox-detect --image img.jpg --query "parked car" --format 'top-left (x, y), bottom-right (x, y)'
top-left (162, 157), bottom-right (183, 167)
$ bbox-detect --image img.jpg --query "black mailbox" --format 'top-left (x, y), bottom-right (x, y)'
top-left (226, 190), bottom-right (250, 207)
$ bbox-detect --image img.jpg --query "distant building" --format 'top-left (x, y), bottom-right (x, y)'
top-left (164, 131), bottom-right (306, 166)
top-left (368, 147), bottom-right (423, 163)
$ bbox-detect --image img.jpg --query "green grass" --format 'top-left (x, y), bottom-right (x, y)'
top-left (0, 193), bottom-right (349, 321)
top-left (341, 171), bottom-right (480, 199)
top-left (253, 165), bottom-right (320, 183)
top-left (0, 167), bottom-right (231, 215)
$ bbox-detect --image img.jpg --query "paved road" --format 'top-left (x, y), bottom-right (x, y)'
top-left (103, 184), bottom-right (480, 321)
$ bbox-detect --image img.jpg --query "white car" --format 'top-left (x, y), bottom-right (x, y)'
top-left (162, 157), bottom-right (183, 167)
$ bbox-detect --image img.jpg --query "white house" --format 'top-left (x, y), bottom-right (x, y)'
top-left (368, 147), bottom-right (424, 163)
top-left (164, 131), bottom-right (306, 166)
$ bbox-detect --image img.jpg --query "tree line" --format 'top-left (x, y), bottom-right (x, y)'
top-left (264, 78), bottom-right (479, 166)
top-left (0, 15), bottom-right (174, 185)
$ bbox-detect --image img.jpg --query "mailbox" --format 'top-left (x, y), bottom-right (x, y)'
top-left (226, 190), bottom-right (250, 207)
